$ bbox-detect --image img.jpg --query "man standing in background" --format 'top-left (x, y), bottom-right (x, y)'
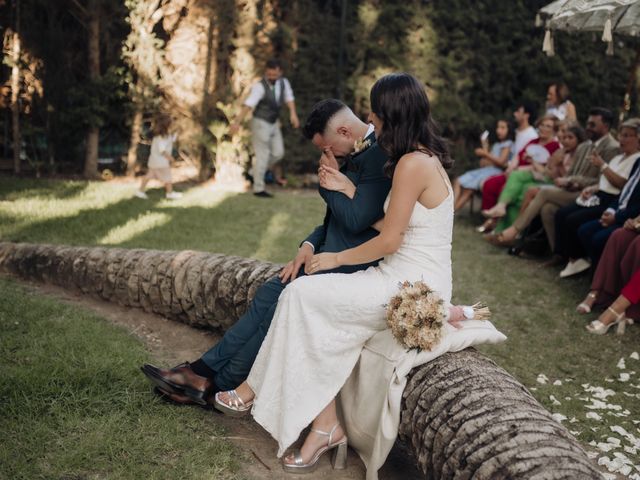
top-left (230, 59), bottom-right (300, 198)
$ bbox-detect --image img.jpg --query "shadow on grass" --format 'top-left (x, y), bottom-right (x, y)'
top-left (0, 177), bottom-right (89, 201)
top-left (4, 182), bottom-right (324, 262)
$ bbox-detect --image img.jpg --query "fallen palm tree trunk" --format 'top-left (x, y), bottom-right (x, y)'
top-left (0, 242), bottom-right (601, 479)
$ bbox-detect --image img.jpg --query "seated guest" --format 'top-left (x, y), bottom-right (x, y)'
top-left (484, 108), bottom-right (619, 249)
top-left (578, 215), bottom-right (640, 329)
top-left (576, 151), bottom-right (640, 271)
top-left (586, 267), bottom-right (639, 335)
top-left (453, 119), bottom-right (513, 211)
top-left (518, 123), bottom-right (586, 213)
top-left (546, 82), bottom-right (577, 122)
top-left (481, 115), bottom-right (560, 232)
top-left (479, 102), bottom-right (538, 231)
top-left (557, 119), bottom-right (640, 277)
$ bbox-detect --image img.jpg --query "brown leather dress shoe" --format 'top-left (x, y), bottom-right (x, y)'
top-left (141, 362), bottom-right (216, 405)
top-left (153, 387), bottom-right (214, 409)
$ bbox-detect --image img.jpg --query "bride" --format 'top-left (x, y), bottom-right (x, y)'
top-left (215, 72), bottom-right (454, 473)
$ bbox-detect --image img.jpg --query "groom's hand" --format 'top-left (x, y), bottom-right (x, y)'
top-left (280, 243), bottom-right (314, 283)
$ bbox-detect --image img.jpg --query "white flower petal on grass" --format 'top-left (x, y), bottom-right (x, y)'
top-left (587, 412), bottom-right (602, 421)
top-left (605, 378), bottom-right (615, 383)
top-left (599, 455), bottom-right (632, 474)
top-left (619, 465), bottom-right (633, 476)
top-left (613, 451), bottom-right (633, 464)
top-left (585, 386), bottom-right (616, 400)
top-left (606, 437), bottom-right (621, 446)
top-left (553, 380), bottom-right (562, 386)
top-left (597, 442), bottom-right (616, 452)
top-left (570, 430), bottom-right (581, 436)
top-left (624, 445), bottom-right (637, 455)
top-left (537, 374), bottom-right (549, 384)
top-left (530, 387), bottom-right (537, 391)
top-left (586, 450), bottom-right (599, 459)
top-left (551, 413), bottom-right (567, 423)
top-left (630, 351), bottom-right (639, 360)
top-left (619, 373), bottom-right (631, 382)
top-left (618, 358), bottom-right (626, 369)
top-left (584, 399), bottom-right (622, 411)
top-left (549, 395), bottom-right (561, 406)
top-left (601, 473), bottom-right (616, 480)
top-left (569, 417), bottom-right (579, 423)
top-left (564, 396), bottom-right (572, 401)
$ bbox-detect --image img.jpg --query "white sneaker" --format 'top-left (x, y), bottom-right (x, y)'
top-left (135, 190), bottom-right (148, 199)
top-left (559, 258), bottom-right (591, 278)
top-left (165, 191), bottom-right (183, 200)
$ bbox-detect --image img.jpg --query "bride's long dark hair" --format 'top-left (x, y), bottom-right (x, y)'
top-left (370, 73), bottom-right (452, 176)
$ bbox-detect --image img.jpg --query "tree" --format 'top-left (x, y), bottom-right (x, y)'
top-left (8, 0), bottom-right (21, 174)
top-left (83, 0), bottom-right (101, 179)
top-left (121, 0), bottom-right (168, 176)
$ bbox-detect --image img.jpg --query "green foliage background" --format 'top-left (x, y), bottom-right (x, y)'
top-left (1, 0), bottom-right (638, 175)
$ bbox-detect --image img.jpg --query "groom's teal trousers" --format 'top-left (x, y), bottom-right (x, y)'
top-left (200, 274), bottom-right (288, 390)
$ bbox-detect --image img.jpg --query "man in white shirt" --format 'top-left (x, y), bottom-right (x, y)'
top-left (512, 101), bottom-right (539, 160)
top-left (230, 59), bottom-right (300, 197)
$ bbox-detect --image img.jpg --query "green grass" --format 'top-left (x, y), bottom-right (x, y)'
top-left (0, 277), bottom-right (239, 480)
top-left (1, 177), bottom-right (639, 474)
top-left (0, 177), bottom-right (324, 263)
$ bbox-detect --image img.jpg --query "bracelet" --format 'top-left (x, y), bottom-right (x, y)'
top-left (600, 163), bottom-right (609, 173)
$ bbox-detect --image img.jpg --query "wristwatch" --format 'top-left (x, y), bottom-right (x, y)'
top-left (600, 163), bottom-right (609, 173)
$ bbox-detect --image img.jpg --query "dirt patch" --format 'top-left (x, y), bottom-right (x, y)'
top-left (13, 278), bottom-right (422, 480)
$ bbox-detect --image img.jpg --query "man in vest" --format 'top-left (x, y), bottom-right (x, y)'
top-left (230, 59), bottom-right (300, 198)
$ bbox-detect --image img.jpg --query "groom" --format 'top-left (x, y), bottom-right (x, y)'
top-left (142, 99), bottom-right (391, 405)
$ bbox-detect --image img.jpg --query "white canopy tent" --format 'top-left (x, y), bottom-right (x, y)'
top-left (537, 0), bottom-right (640, 120)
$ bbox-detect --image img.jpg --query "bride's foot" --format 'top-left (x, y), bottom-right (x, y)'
top-left (576, 291), bottom-right (597, 314)
top-left (283, 423), bottom-right (347, 473)
top-left (213, 382), bottom-right (255, 417)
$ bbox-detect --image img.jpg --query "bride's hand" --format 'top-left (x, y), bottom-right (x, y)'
top-left (319, 165), bottom-right (356, 199)
top-left (447, 305), bottom-right (465, 329)
top-left (305, 252), bottom-right (340, 274)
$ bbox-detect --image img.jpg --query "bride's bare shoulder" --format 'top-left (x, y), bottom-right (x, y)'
top-left (396, 151), bottom-right (441, 174)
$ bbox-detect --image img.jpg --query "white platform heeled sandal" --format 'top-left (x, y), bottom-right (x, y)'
top-left (213, 390), bottom-right (254, 417)
top-left (586, 307), bottom-right (632, 335)
top-left (282, 423), bottom-right (348, 474)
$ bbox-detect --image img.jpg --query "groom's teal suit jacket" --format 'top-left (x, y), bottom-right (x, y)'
top-left (303, 133), bottom-right (392, 274)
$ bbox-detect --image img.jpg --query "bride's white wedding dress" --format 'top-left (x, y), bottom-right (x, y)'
top-left (246, 166), bottom-right (453, 457)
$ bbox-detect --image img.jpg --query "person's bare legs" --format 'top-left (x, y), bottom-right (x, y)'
top-left (482, 201), bottom-right (507, 218)
top-left (598, 295), bottom-right (632, 326)
top-left (218, 384), bottom-right (345, 463)
top-left (283, 398), bottom-right (345, 465)
top-left (454, 187), bottom-right (474, 211)
top-left (139, 176), bottom-right (150, 192)
top-left (577, 290), bottom-right (598, 314)
top-left (499, 225), bottom-right (519, 242)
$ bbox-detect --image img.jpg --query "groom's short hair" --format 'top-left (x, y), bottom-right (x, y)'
top-left (303, 99), bottom-right (347, 139)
